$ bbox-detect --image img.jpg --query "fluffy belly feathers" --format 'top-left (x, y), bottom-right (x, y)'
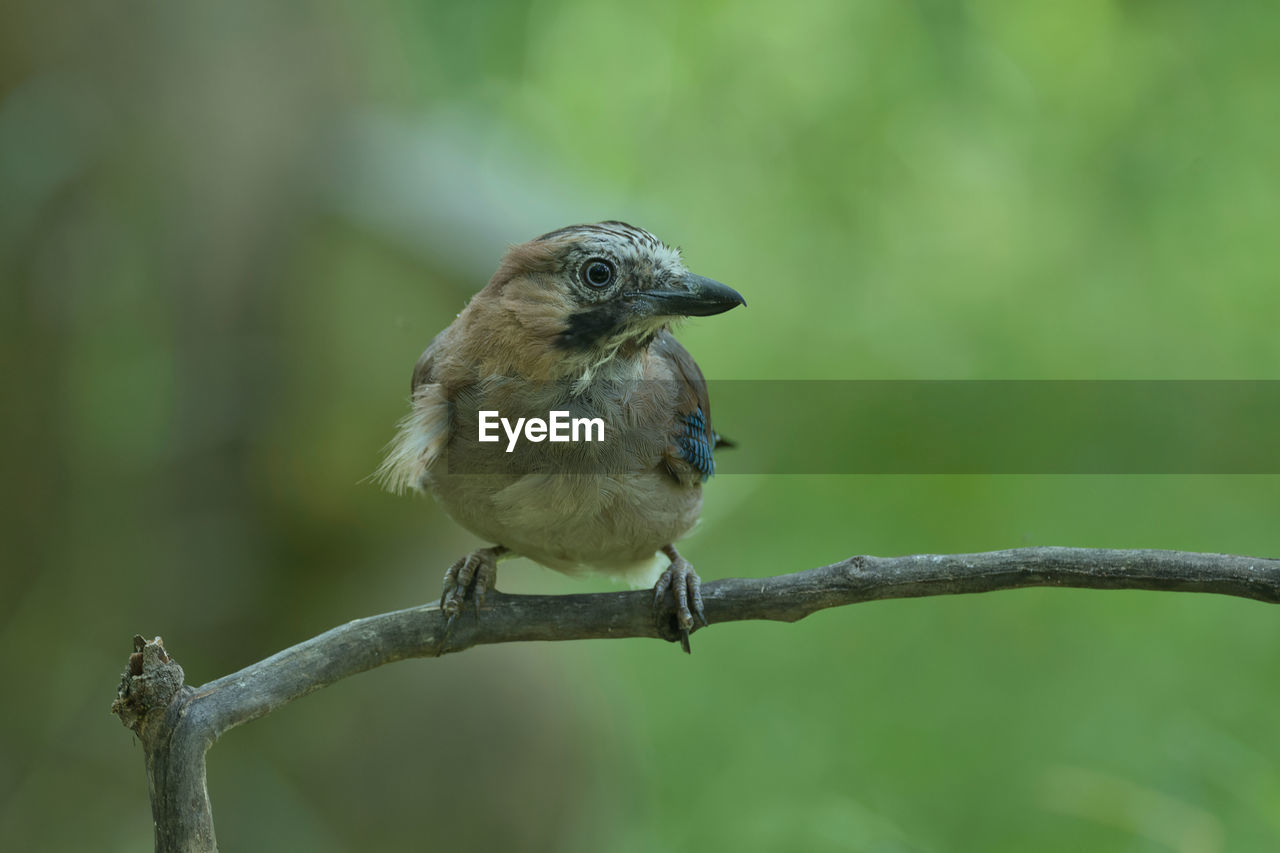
top-left (425, 470), bottom-right (702, 585)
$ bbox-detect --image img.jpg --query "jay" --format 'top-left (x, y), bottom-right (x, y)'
top-left (378, 222), bottom-right (744, 650)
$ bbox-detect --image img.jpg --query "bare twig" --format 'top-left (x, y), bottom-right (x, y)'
top-left (112, 547), bottom-right (1280, 852)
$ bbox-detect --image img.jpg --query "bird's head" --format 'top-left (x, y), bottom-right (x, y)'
top-left (455, 221), bottom-right (745, 379)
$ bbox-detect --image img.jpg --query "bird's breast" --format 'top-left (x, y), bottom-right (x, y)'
top-left (424, 377), bottom-right (701, 581)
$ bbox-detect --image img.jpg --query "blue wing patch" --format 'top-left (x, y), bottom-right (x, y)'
top-left (677, 407), bottom-right (716, 481)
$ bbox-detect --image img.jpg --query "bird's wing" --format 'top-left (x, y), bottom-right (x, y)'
top-left (651, 331), bottom-right (720, 484)
top-left (374, 334), bottom-right (451, 494)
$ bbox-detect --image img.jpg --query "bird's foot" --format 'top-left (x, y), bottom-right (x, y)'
top-left (440, 546), bottom-right (506, 629)
top-left (653, 545), bottom-right (708, 654)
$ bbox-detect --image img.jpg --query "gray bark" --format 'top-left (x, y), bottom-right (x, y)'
top-left (111, 547), bottom-right (1280, 852)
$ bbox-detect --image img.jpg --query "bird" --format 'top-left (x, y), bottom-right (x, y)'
top-left (376, 221), bottom-right (745, 651)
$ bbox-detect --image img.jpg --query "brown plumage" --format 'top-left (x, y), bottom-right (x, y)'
top-left (378, 222), bottom-right (744, 650)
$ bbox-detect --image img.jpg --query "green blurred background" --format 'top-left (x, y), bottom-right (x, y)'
top-left (3, 1), bottom-right (1279, 850)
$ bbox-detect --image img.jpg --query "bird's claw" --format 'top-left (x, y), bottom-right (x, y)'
top-left (440, 546), bottom-right (503, 620)
top-left (653, 548), bottom-right (707, 653)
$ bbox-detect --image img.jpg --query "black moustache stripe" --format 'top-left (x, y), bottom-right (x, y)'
top-left (555, 305), bottom-right (629, 350)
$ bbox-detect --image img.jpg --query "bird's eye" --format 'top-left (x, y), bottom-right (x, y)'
top-left (582, 259), bottom-right (616, 288)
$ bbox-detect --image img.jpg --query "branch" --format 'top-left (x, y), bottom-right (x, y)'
top-left (112, 547), bottom-right (1280, 851)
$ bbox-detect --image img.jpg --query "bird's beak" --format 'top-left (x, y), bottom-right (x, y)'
top-left (633, 274), bottom-right (747, 318)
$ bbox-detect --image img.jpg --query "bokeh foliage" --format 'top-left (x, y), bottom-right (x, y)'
top-left (2, 1), bottom-right (1279, 850)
